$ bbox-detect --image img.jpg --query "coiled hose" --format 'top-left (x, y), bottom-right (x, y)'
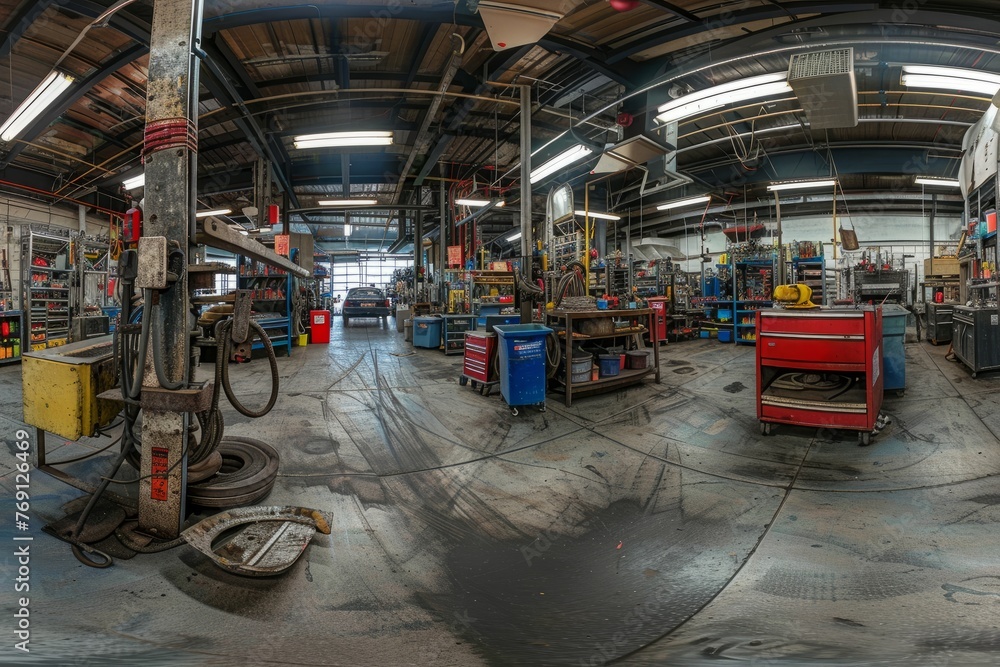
top-left (215, 317), bottom-right (280, 418)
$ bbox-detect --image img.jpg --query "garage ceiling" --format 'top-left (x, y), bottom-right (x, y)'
top-left (1, 0), bottom-right (996, 252)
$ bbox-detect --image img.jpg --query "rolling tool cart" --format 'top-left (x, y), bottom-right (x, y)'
top-left (459, 330), bottom-right (499, 396)
top-left (757, 307), bottom-right (886, 445)
top-left (494, 324), bottom-right (552, 416)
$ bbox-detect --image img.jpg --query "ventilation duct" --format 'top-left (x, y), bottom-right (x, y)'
top-left (788, 48), bottom-right (858, 129)
top-left (477, 1), bottom-right (563, 51)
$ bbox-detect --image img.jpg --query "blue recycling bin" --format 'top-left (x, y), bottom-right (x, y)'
top-left (413, 316), bottom-right (442, 349)
top-left (881, 304), bottom-right (907, 395)
top-left (494, 324), bottom-right (552, 412)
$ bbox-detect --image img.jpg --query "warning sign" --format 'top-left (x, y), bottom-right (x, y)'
top-left (448, 245), bottom-right (462, 268)
top-left (150, 447), bottom-right (169, 501)
top-left (275, 234), bottom-right (290, 256)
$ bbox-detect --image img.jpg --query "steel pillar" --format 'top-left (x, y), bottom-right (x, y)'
top-left (138, 0), bottom-right (204, 539)
top-left (519, 85), bottom-right (532, 322)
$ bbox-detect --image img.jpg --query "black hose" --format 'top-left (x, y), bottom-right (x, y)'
top-left (545, 331), bottom-right (563, 379)
top-left (114, 524), bottom-right (186, 553)
top-left (216, 318), bottom-right (280, 418)
top-left (67, 441), bottom-right (132, 568)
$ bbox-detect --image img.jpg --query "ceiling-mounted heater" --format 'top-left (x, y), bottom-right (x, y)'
top-left (787, 47), bottom-right (859, 129)
top-left (477, 1), bottom-right (563, 51)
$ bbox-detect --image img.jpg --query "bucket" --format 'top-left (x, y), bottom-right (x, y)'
top-left (626, 350), bottom-right (649, 370)
top-left (598, 354), bottom-right (620, 378)
top-left (571, 353), bottom-right (592, 383)
top-left (718, 329), bottom-right (732, 343)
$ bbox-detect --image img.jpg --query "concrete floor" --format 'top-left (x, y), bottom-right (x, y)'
top-left (1, 318), bottom-right (999, 666)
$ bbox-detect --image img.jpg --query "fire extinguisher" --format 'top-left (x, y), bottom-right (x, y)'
top-left (124, 205), bottom-right (142, 246)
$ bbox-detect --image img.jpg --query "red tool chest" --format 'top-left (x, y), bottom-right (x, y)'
top-left (463, 331), bottom-right (496, 383)
top-left (756, 307), bottom-right (884, 445)
top-left (646, 297), bottom-right (670, 342)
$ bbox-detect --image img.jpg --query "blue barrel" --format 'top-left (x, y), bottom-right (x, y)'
top-left (881, 304), bottom-right (907, 394)
top-left (413, 316), bottom-right (442, 349)
top-left (494, 324), bottom-right (552, 408)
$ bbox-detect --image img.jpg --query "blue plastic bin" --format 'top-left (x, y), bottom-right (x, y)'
top-left (494, 324), bottom-right (552, 409)
top-left (881, 304), bottom-right (907, 394)
top-left (413, 316), bottom-right (443, 349)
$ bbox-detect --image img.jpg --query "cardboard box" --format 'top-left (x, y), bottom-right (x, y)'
top-left (924, 257), bottom-right (960, 276)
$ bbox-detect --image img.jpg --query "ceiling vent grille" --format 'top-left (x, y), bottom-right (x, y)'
top-left (788, 48), bottom-right (858, 129)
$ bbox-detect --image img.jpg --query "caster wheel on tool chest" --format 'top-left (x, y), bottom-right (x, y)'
top-left (759, 422), bottom-right (772, 436)
top-left (859, 432), bottom-right (871, 446)
top-left (459, 376), bottom-right (468, 386)
top-left (538, 405), bottom-right (546, 413)
top-left (511, 407), bottom-right (519, 416)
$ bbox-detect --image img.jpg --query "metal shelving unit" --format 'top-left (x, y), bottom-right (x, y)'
top-left (733, 259), bottom-right (774, 345)
top-left (23, 230), bottom-right (73, 350)
top-left (238, 256), bottom-right (293, 356)
top-left (0, 310), bottom-right (21, 363)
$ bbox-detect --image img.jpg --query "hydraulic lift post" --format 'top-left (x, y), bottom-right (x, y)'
top-left (137, 0), bottom-right (204, 539)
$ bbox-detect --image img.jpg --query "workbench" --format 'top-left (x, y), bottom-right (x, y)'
top-left (546, 308), bottom-right (660, 407)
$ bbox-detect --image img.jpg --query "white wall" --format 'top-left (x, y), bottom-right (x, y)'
top-left (656, 212), bottom-right (963, 300)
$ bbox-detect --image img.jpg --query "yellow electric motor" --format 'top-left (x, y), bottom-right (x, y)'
top-left (772, 283), bottom-right (818, 309)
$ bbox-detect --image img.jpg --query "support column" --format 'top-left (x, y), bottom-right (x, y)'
top-left (139, 0), bottom-right (204, 539)
top-left (519, 85), bottom-right (532, 321)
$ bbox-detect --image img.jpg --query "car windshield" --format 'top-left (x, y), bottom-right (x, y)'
top-left (348, 289), bottom-right (383, 299)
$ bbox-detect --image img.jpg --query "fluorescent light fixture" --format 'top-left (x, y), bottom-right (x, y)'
top-left (456, 198), bottom-right (505, 208)
top-left (508, 231), bottom-right (522, 241)
top-left (0, 71), bottom-right (75, 142)
top-left (530, 144), bottom-right (594, 184)
top-left (196, 208), bottom-right (232, 218)
top-left (901, 65), bottom-right (1000, 96)
top-left (257, 226), bottom-right (273, 233)
top-left (317, 198), bottom-right (379, 206)
top-left (575, 210), bottom-right (621, 220)
top-left (656, 195), bottom-right (711, 211)
top-left (914, 177), bottom-right (961, 187)
top-left (656, 73), bottom-right (792, 125)
top-left (122, 173), bottom-right (145, 190)
top-left (293, 131), bottom-right (393, 149)
top-left (239, 229), bottom-right (249, 236)
top-left (344, 224), bottom-right (352, 235)
top-left (767, 179), bottom-right (836, 192)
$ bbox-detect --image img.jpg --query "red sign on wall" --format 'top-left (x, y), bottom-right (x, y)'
top-left (447, 245), bottom-right (462, 268)
top-left (275, 234), bottom-right (290, 256)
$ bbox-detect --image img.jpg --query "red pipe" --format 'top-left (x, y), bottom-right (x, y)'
top-left (0, 179), bottom-right (123, 218)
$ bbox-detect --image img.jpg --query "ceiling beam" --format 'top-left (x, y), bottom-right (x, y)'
top-left (539, 35), bottom-right (635, 88)
top-left (199, 36), bottom-right (300, 208)
top-left (395, 33), bottom-right (467, 202)
top-left (413, 44), bottom-right (531, 186)
top-left (63, 0), bottom-right (152, 44)
top-left (0, 0), bottom-right (59, 58)
top-left (0, 43), bottom-right (148, 169)
top-left (607, 2), bottom-right (879, 66)
top-left (637, 1), bottom-right (701, 23)
top-left (203, 3), bottom-right (468, 36)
